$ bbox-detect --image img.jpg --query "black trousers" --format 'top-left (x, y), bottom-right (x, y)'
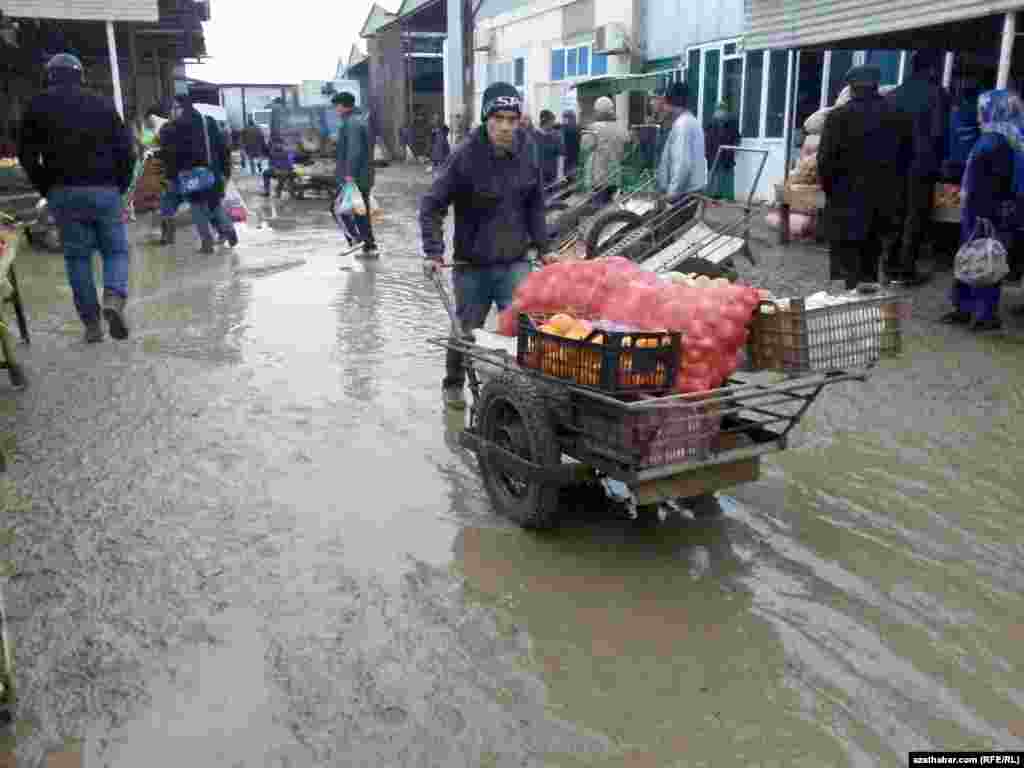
top-left (830, 229), bottom-right (900, 289)
top-left (354, 183), bottom-right (375, 248)
top-left (893, 175), bottom-right (935, 278)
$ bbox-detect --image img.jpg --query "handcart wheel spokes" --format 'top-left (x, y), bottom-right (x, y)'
top-left (476, 373), bottom-right (562, 530)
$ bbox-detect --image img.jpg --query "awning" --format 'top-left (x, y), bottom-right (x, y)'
top-left (571, 72), bottom-right (664, 97)
top-left (745, 0), bottom-right (1022, 51)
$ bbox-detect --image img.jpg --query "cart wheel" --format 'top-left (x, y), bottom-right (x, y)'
top-left (476, 372), bottom-right (562, 530)
top-left (585, 209), bottom-right (645, 259)
top-left (687, 493), bottom-right (722, 518)
top-left (673, 257), bottom-right (737, 282)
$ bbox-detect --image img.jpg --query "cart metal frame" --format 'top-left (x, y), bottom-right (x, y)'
top-left (429, 271), bottom-right (867, 526)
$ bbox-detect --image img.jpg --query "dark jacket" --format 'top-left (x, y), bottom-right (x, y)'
top-left (538, 127), bottom-right (563, 185)
top-left (420, 127), bottom-right (547, 265)
top-left (242, 124), bottom-right (267, 157)
top-left (961, 133), bottom-right (1016, 245)
top-left (161, 108), bottom-right (231, 180)
top-left (336, 109), bottom-right (373, 189)
top-left (17, 83), bottom-right (135, 197)
top-left (818, 92), bottom-right (914, 243)
top-left (885, 75), bottom-right (950, 179)
top-left (705, 113), bottom-right (741, 171)
top-left (562, 123), bottom-right (581, 172)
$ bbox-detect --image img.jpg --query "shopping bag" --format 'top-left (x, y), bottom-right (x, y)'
top-left (349, 184), bottom-right (367, 217)
top-left (368, 192), bottom-right (383, 223)
top-left (954, 218), bottom-right (1010, 287)
top-left (331, 186), bottom-right (363, 246)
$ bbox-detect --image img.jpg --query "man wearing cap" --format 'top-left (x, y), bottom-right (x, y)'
top-left (655, 82), bottom-right (707, 201)
top-left (581, 96), bottom-right (629, 205)
top-left (18, 53), bottom-right (136, 343)
top-left (420, 82), bottom-right (548, 410)
top-left (818, 65), bottom-right (914, 291)
top-left (334, 91), bottom-right (377, 257)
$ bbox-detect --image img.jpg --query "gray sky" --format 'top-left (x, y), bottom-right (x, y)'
top-left (185, 0), bottom-right (382, 84)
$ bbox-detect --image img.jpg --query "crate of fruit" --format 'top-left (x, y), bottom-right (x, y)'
top-left (747, 292), bottom-right (911, 375)
top-left (516, 313), bottom-right (680, 394)
top-left (570, 395), bottom-right (721, 469)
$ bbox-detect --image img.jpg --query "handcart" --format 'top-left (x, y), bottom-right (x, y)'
top-left (429, 270), bottom-right (906, 529)
top-left (545, 142), bottom-right (658, 256)
top-left (583, 146), bottom-right (769, 280)
top-left (285, 159), bottom-right (337, 200)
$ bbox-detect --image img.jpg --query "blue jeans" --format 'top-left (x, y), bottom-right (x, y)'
top-left (189, 192), bottom-right (235, 245)
top-left (47, 186), bottom-right (130, 325)
top-left (444, 261), bottom-right (530, 389)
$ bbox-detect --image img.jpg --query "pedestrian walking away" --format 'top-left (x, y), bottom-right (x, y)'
top-left (160, 95), bottom-right (238, 254)
top-left (429, 115), bottom-right (451, 172)
top-left (941, 89), bottom-right (1022, 331)
top-left (420, 82), bottom-right (548, 410)
top-left (334, 91), bottom-right (377, 258)
top-left (17, 53), bottom-right (135, 343)
top-left (885, 50), bottom-right (951, 286)
top-left (537, 110), bottom-right (564, 187)
top-left (817, 65), bottom-right (914, 291)
top-left (581, 96), bottom-right (628, 206)
top-left (241, 118), bottom-right (268, 176)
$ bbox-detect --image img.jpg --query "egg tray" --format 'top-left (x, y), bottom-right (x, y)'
top-left (516, 314), bottom-right (681, 394)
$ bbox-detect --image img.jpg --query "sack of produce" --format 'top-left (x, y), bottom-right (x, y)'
top-left (801, 134), bottom-right (820, 157)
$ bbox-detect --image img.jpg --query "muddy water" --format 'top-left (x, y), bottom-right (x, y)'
top-left (2, 169), bottom-right (1022, 766)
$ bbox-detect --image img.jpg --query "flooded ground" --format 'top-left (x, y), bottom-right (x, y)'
top-left (1, 165), bottom-right (1022, 767)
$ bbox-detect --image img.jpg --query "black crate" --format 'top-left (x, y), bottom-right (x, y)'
top-left (571, 395), bottom-right (722, 470)
top-left (516, 315), bottom-right (681, 394)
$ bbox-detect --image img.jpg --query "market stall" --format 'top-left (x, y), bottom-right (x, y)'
top-left (747, 3), bottom-right (1024, 247)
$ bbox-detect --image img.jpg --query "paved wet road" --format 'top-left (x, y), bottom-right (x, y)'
top-left (1, 167), bottom-right (1023, 767)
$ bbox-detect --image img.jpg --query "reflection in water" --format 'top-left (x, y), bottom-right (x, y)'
top-left (333, 265), bottom-right (381, 403)
top-left (445, 520), bottom-right (862, 766)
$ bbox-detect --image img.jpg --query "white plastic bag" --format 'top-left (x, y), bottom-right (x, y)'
top-left (333, 182), bottom-right (366, 217)
top-left (955, 218), bottom-right (1010, 287)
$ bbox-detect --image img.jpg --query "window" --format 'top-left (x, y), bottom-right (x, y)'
top-left (866, 50), bottom-right (902, 85)
top-left (592, 52), bottom-right (608, 76)
top-left (742, 51), bottom-right (764, 137)
top-left (551, 48), bottom-right (566, 81)
top-left (514, 57), bottom-right (525, 86)
top-left (765, 50), bottom-right (789, 138)
top-left (702, 49), bottom-right (721, 125)
top-left (828, 50), bottom-right (854, 103)
top-left (723, 57), bottom-right (743, 118)
top-left (551, 44), bottom-right (594, 81)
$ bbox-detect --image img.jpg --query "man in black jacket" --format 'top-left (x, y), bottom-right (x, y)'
top-left (18, 53), bottom-right (135, 342)
top-left (885, 50), bottom-right (951, 286)
top-left (420, 82), bottom-right (547, 409)
top-left (818, 66), bottom-right (914, 290)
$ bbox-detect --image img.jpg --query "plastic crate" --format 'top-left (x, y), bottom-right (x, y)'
top-left (747, 294), bottom-right (911, 374)
top-left (571, 396), bottom-right (722, 470)
top-left (517, 315), bottom-right (680, 394)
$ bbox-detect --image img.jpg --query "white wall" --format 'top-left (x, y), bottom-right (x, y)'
top-left (643, 0), bottom-right (745, 63)
top-left (474, 0), bottom-right (637, 127)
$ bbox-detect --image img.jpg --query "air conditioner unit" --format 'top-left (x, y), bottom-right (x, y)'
top-left (594, 23), bottom-right (629, 55)
top-left (474, 28), bottom-right (495, 53)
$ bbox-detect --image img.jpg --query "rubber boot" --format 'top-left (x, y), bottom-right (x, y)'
top-left (199, 239), bottom-right (215, 255)
top-left (159, 219), bottom-right (175, 245)
top-left (102, 291), bottom-right (129, 340)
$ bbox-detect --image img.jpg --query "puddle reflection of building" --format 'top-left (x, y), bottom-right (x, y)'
top-left (333, 265), bottom-right (381, 403)
top-left (450, 518), bottom-right (758, 719)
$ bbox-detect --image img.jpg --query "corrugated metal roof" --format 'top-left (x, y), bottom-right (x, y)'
top-left (1, 0), bottom-right (159, 22)
top-left (746, 0), bottom-right (1021, 50)
top-left (361, 3), bottom-right (397, 37)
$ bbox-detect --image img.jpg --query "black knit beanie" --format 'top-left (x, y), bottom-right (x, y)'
top-left (481, 82), bottom-right (522, 123)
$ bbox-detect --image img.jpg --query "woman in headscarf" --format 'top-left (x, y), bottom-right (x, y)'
top-left (941, 89), bottom-right (1021, 331)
